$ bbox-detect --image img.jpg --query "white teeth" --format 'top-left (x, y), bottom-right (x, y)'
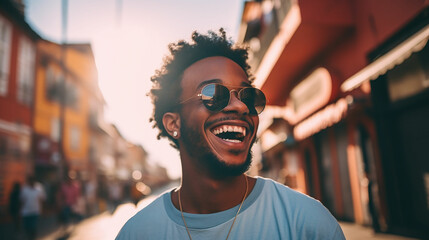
top-left (224, 139), bottom-right (241, 143)
top-left (212, 125), bottom-right (246, 136)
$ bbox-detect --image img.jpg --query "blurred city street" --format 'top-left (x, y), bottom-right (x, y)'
top-left (39, 182), bottom-right (177, 240)
top-left (1, 180), bottom-right (419, 240)
top-left (1, 0), bottom-right (429, 239)
top-left (340, 223), bottom-right (418, 240)
top-left (0, 181), bottom-right (179, 240)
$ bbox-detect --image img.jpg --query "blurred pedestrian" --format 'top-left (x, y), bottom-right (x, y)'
top-left (108, 181), bottom-right (122, 213)
top-left (8, 182), bottom-right (21, 234)
top-left (97, 177), bottom-right (109, 212)
top-left (20, 176), bottom-right (45, 240)
top-left (71, 179), bottom-right (86, 220)
top-left (83, 178), bottom-right (98, 216)
top-left (58, 176), bottom-right (81, 228)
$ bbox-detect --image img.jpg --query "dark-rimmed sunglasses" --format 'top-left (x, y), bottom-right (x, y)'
top-left (181, 83), bottom-right (266, 115)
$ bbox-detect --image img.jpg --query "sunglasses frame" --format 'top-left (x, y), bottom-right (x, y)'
top-left (180, 83), bottom-right (266, 115)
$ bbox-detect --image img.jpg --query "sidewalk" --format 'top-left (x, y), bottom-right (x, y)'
top-left (1, 216), bottom-right (421, 240)
top-left (340, 222), bottom-right (419, 240)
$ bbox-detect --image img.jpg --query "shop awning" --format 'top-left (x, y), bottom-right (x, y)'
top-left (341, 24), bottom-right (429, 92)
top-left (255, 0), bottom-right (354, 106)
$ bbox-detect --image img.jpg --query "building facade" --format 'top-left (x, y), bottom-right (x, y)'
top-left (239, 0), bottom-right (429, 237)
top-left (33, 40), bottom-right (100, 180)
top-left (0, 0), bottom-right (165, 221)
top-left (0, 0), bottom-right (39, 214)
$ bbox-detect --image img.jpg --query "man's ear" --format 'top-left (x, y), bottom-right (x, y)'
top-left (162, 112), bottom-right (181, 139)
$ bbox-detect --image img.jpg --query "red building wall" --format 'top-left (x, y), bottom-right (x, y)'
top-left (0, 13), bottom-right (35, 126)
top-left (0, 3), bottom-right (39, 216)
top-left (324, 0), bottom-right (429, 86)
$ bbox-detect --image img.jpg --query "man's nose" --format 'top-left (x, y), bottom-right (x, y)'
top-left (223, 90), bottom-right (249, 115)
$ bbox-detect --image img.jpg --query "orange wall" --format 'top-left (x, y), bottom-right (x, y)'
top-left (33, 61), bottom-right (61, 135)
top-left (34, 41), bottom-right (97, 170)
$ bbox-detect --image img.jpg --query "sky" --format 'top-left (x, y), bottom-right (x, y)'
top-left (25, 0), bottom-right (245, 179)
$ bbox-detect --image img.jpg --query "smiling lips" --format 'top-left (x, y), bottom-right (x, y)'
top-left (211, 125), bottom-right (247, 143)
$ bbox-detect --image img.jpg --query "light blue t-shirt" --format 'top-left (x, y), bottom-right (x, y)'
top-left (116, 177), bottom-right (345, 240)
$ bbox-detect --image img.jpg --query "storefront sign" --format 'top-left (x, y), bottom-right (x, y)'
top-left (294, 97), bottom-right (348, 140)
top-left (287, 67), bottom-right (332, 124)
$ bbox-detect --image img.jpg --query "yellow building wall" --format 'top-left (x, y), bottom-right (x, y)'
top-left (33, 61), bottom-right (62, 136)
top-left (63, 82), bottom-right (90, 170)
top-left (34, 40), bottom-right (97, 171)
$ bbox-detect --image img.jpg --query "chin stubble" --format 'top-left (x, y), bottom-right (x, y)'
top-left (180, 117), bottom-right (253, 178)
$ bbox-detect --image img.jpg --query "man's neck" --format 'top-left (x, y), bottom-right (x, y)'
top-left (173, 171), bottom-right (255, 214)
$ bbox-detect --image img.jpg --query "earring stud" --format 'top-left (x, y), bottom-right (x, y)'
top-left (173, 131), bottom-right (178, 137)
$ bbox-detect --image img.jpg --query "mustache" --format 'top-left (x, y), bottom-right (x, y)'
top-left (204, 115), bottom-right (253, 129)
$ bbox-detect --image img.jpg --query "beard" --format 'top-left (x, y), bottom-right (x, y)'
top-left (180, 117), bottom-right (253, 178)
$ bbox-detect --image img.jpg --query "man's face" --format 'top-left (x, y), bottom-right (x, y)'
top-left (178, 56), bottom-right (259, 178)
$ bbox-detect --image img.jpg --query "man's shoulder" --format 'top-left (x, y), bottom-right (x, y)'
top-left (258, 177), bottom-right (317, 202)
top-left (116, 192), bottom-right (170, 239)
top-left (258, 177), bottom-right (335, 220)
top-left (256, 177), bottom-right (345, 239)
top-left (125, 192), bottom-right (167, 223)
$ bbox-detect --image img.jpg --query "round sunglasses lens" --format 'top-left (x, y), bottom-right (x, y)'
top-left (201, 84), bottom-right (229, 111)
top-left (239, 88), bottom-right (266, 114)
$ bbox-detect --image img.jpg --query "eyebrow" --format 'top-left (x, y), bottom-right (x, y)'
top-left (197, 79), bottom-right (252, 90)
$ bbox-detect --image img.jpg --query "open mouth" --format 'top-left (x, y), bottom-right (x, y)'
top-left (211, 125), bottom-right (246, 143)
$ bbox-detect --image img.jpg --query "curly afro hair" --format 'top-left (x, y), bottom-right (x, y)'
top-left (149, 28), bottom-right (253, 149)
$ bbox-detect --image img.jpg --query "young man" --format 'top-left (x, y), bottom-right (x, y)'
top-left (116, 29), bottom-right (345, 240)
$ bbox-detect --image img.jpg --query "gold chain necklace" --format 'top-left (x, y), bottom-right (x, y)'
top-left (178, 175), bottom-right (249, 240)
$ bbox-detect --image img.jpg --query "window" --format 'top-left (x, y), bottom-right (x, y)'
top-left (46, 66), bottom-right (63, 102)
top-left (70, 126), bottom-right (80, 151)
top-left (17, 37), bottom-right (36, 105)
top-left (65, 80), bottom-right (79, 109)
top-left (51, 118), bottom-right (60, 142)
top-left (46, 66), bottom-right (56, 100)
top-left (45, 68), bottom-right (78, 109)
top-left (387, 45), bottom-right (429, 102)
top-left (0, 16), bottom-right (12, 96)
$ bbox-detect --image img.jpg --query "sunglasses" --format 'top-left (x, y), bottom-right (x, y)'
top-left (181, 83), bottom-right (266, 115)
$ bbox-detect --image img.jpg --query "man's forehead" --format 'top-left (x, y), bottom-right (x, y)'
top-left (181, 56), bottom-right (250, 89)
